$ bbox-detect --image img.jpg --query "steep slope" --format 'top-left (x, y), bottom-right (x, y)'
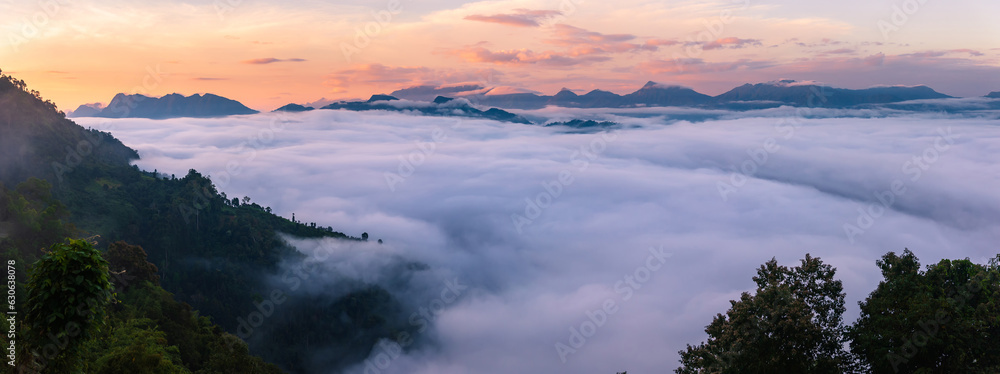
top-left (0, 70), bottom-right (419, 374)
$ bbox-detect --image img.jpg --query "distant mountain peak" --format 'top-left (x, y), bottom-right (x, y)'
top-left (553, 88), bottom-right (578, 98)
top-left (433, 96), bottom-right (454, 104)
top-left (639, 81), bottom-right (692, 91)
top-left (86, 92), bottom-right (257, 119)
top-left (367, 94), bottom-right (399, 102)
top-left (986, 92), bottom-right (1000, 99)
top-left (273, 103), bottom-right (314, 112)
top-left (762, 79), bottom-right (826, 87)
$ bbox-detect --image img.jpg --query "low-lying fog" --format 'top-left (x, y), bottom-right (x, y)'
top-left (76, 107), bottom-right (1000, 373)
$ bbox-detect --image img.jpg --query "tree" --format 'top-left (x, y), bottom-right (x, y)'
top-left (23, 238), bottom-right (114, 373)
top-left (676, 254), bottom-right (849, 374)
top-left (85, 318), bottom-right (189, 374)
top-left (361, 232), bottom-right (369, 241)
top-left (105, 241), bottom-right (160, 291)
top-left (847, 249), bottom-right (1000, 373)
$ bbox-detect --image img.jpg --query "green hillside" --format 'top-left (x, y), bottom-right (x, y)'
top-left (0, 70), bottom-right (417, 373)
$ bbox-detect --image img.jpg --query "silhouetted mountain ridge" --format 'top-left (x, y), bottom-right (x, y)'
top-left (73, 92), bottom-right (258, 119)
top-left (388, 80), bottom-right (955, 110)
top-left (312, 95), bottom-right (531, 123)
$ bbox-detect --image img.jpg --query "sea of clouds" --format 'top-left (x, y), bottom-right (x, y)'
top-left (76, 106), bottom-right (1000, 373)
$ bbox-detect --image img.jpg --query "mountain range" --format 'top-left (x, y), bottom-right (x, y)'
top-left (392, 80), bottom-right (965, 110)
top-left (68, 80), bottom-right (1000, 120)
top-left (69, 92), bottom-right (258, 119)
top-left (277, 94), bottom-right (531, 123)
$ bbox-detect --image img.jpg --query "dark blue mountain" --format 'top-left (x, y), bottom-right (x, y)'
top-left (86, 93), bottom-right (258, 119)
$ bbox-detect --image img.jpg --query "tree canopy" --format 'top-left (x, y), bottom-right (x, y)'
top-left (676, 254), bottom-right (849, 373)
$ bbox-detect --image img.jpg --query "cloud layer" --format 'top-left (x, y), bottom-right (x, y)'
top-left (76, 107), bottom-right (1000, 373)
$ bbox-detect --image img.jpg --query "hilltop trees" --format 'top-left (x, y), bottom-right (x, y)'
top-left (848, 250), bottom-right (1000, 373)
top-left (677, 251), bottom-right (1000, 373)
top-left (676, 254), bottom-right (849, 373)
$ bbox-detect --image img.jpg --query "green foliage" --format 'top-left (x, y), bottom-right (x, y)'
top-left (848, 250), bottom-right (1000, 373)
top-left (23, 238), bottom-right (114, 373)
top-left (105, 241), bottom-right (159, 291)
top-left (0, 70), bottom-right (410, 373)
top-left (91, 279), bottom-right (284, 374)
top-left (82, 318), bottom-right (190, 374)
top-left (676, 254), bottom-right (849, 374)
top-left (0, 179), bottom-right (76, 261)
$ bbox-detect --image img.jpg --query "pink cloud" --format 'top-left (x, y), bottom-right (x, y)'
top-left (645, 39), bottom-right (681, 48)
top-left (324, 63), bottom-right (503, 94)
top-left (864, 53), bottom-right (885, 66)
top-left (901, 49), bottom-right (984, 58)
top-left (452, 46), bottom-right (611, 66)
top-left (701, 37), bottom-right (763, 50)
top-left (450, 25), bottom-right (672, 67)
top-left (242, 58), bottom-right (307, 64)
top-left (825, 48), bottom-right (856, 55)
top-left (637, 58), bottom-right (774, 75)
top-left (464, 9), bottom-right (562, 27)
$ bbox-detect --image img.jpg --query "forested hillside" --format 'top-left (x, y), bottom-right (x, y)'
top-left (0, 70), bottom-right (417, 373)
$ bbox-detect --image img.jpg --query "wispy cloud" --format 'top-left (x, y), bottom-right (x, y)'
top-left (242, 58), bottom-right (307, 65)
top-left (901, 49), bottom-right (985, 58)
top-left (698, 37), bottom-right (764, 50)
top-left (464, 9), bottom-right (562, 27)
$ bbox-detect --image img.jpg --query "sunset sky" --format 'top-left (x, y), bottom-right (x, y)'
top-left (2, 0), bottom-right (999, 111)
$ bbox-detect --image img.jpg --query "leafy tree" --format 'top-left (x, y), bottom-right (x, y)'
top-left (23, 238), bottom-right (114, 373)
top-left (677, 254), bottom-right (849, 374)
top-left (84, 318), bottom-right (190, 374)
top-left (0, 179), bottom-right (76, 260)
top-left (847, 249), bottom-right (1000, 373)
top-left (105, 241), bottom-right (160, 291)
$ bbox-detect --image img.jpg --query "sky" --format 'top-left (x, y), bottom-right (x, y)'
top-left (2, 0), bottom-right (1000, 111)
top-left (74, 107), bottom-right (1000, 373)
